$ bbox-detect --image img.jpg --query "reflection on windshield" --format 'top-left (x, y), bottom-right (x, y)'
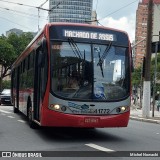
top-left (93, 45), bottom-right (128, 100)
top-left (51, 42), bottom-right (92, 100)
top-left (51, 41), bottom-right (129, 101)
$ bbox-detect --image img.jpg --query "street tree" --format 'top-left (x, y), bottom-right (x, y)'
top-left (132, 66), bottom-right (141, 87)
top-left (7, 32), bottom-right (34, 57)
top-left (0, 38), bottom-right (16, 91)
top-left (0, 32), bottom-right (34, 91)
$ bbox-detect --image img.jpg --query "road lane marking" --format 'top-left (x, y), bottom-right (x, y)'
top-left (1, 113), bottom-right (6, 116)
top-left (85, 143), bottom-right (114, 152)
top-left (17, 120), bottom-right (26, 123)
top-left (0, 109), bottom-right (12, 114)
top-left (7, 116), bottom-right (15, 118)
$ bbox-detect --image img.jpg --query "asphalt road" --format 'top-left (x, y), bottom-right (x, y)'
top-left (0, 105), bottom-right (160, 160)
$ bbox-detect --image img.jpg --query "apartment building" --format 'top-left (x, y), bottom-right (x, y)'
top-left (134, 0), bottom-right (160, 67)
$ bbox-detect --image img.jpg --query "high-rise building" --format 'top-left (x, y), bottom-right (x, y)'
top-left (49, 0), bottom-right (93, 24)
top-left (134, 0), bottom-right (160, 67)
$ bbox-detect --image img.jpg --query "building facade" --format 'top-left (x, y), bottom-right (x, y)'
top-left (49, 0), bottom-right (93, 24)
top-left (134, 0), bottom-right (160, 67)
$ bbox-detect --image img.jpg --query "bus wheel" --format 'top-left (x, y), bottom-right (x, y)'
top-left (28, 106), bottom-right (38, 129)
top-left (13, 106), bottom-right (19, 113)
top-left (13, 98), bottom-right (19, 113)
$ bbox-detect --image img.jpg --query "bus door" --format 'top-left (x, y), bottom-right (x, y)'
top-left (34, 47), bottom-right (43, 121)
top-left (34, 43), bottom-right (48, 121)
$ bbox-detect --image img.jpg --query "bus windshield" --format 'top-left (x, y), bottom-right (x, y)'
top-left (51, 41), bottom-right (130, 101)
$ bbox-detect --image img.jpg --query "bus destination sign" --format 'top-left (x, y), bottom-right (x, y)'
top-left (63, 30), bottom-right (116, 41)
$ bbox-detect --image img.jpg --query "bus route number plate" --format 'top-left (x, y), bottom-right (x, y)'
top-left (84, 117), bottom-right (99, 123)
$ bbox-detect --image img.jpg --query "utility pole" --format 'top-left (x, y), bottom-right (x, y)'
top-left (38, 0), bottom-right (48, 31)
top-left (151, 34), bottom-right (160, 117)
top-left (152, 41), bottom-right (158, 117)
top-left (142, 0), bottom-right (153, 118)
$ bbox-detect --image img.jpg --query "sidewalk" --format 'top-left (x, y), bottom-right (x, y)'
top-left (130, 105), bottom-right (160, 124)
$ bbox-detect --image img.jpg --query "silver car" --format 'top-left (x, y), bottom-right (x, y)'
top-left (0, 89), bottom-right (11, 105)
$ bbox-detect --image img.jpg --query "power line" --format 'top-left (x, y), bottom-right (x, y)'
top-left (98, 0), bottom-right (138, 21)
top-left (0, 0), bottom-right (50, 11)
top-left (86, 0), bottom-right (139, 26)
top-left (0, 6), bottom-right (47, 19)
top-left (88, 0), bottom-right (138, 23)
top-left (0, 16), bottom-right (34, 31)
top-left (97, 21), bottom-right (104, 27)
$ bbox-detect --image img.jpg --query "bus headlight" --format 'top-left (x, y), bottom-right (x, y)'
top-left (116, 106), bottom-right (128, 113)
top-left (50, 104), bottom-right (60, 110)
top-left (121, 106), bottom-right (126, 112)
top-left (49, 104), bottom-right (67, 112)
top-left (54, 104), bottom-right (60, 110)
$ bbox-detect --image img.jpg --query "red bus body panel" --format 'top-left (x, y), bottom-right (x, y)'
top-left (40, 107), bottom-right (130, 128)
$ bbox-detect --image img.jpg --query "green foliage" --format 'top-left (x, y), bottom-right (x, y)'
top-left (132, 66), bottom-right (141, 87)
top-left (0, 38), bottom-right (16, 77)
top-left (0, 32), bottom-right (34, 91)
top-left (2, 80), bottom-right (11, 90)
top-left (0, 32), bottom-right (34, 78)
top-left (7, 32), bottom-right (34, 57)
top-left (132, 53), bottom-right (160, 92)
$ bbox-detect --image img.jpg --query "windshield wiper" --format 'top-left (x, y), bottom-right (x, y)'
top-left (97, 42), bottom-right (112, 77)
top-left (68, 38), bottom-right (87, 86)
top-left (68, 38), bottom-right (83, 59)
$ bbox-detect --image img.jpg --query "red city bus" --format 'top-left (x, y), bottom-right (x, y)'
top-left (11, 23), bottom-right (132, 128)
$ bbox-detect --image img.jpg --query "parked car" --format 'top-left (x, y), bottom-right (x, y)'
top-left (0, 89), bottom-right (11, 105)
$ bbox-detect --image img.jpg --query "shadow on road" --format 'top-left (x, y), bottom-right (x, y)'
top-left (36, 127), bottom-right (126, 143)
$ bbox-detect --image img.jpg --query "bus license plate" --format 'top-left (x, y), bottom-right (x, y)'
top-left (84, 117), bottom-right (99, 123)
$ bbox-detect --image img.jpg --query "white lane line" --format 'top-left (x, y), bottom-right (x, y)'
top-left (85, 143), bottom-right (114, 152)
top-left (17, 120), bottom-right (26, 123)
top-left (0, 109), bottom-right (12, 114)
top-left (7, 116), bottom-right (15, 118)
top-left (1, 113), bottom-right (6, 116)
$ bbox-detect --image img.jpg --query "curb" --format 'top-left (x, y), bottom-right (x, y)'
top-left (130, 116), bottom-right (160, 124)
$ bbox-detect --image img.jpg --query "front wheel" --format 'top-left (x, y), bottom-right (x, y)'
top-left (13, 106), bottom-right (19, 113)
top-left (28, 106), bottom-right (39, 129)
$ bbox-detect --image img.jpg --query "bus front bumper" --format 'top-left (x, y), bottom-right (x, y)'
top-left (40, 108), bottom-right (130, 128)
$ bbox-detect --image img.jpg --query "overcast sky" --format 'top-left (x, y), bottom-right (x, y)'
top-left (0, 0), bottom-right (139, 42)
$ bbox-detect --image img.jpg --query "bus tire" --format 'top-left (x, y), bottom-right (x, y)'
top-left (28, 104), bottom-right (38, 129)
top-left (13, 99), bottom-right (19, 113)
top-left (13, 106), bottom-right (19, 113)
